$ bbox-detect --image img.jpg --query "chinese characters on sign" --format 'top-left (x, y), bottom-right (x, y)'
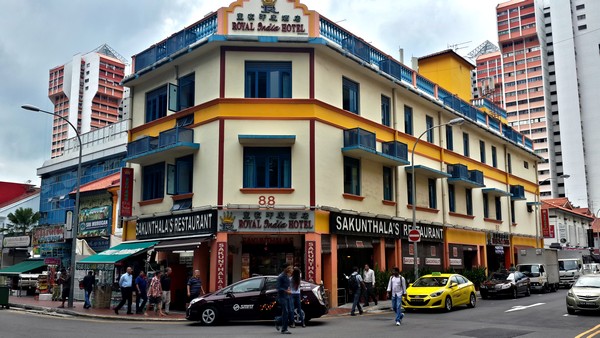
top-left (218, 210), bottom-right (314, 232)
top-left (227, 0), bottom-right (312, 36)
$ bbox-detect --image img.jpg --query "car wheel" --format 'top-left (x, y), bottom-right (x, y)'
top-left (525, 287), bottom-right (531, 297)
top-left (444, 297), bottom-right (453, 312)
top-left (512, 287), bottom-right (518, 299)
top-left (200, 306), bottom-right (219, 325)
top-left (541, 283), bottom-right (548, 294)
top-left (567, 308), bottom-right (575, 315)
top-left (467, 293), bottom-right (476, 308)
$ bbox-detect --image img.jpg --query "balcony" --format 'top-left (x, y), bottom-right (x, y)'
top-left (447, 164), bottom-right (485, 188)
top-left (510, 185), bottom-right (526, 200)
top-left (342, 128), bottom-right (409, 166)
top-left (125, 127), bottom-right (199, 165)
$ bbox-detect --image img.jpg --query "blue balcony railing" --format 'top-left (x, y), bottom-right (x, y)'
top-left (382, 141), bottom-right (408, 161)
top-left (510, 185), bottom-right (525, 200)
top-left (415, 74), bottom-right (435, 97)
top-left (158, 127), bottom-right (194, 148)
top-left (379, 58), bottom-right (413, 83)
top-left (447, 163), bottom-right (469, 180)
top-left (471, 97), bottom-right (507, 120)
top-left (127, 136), bottom-right (158, 157)
top-left (344, 128), bottom-right (376, 150)
top-left (342, 37), bottom-right (371, 63)
top-left (468, 170), bottom-right (484, 186)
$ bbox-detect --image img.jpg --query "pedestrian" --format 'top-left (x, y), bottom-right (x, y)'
top-left (289, 267), bottom-right (305, 328)
top-left (135, 271), bottom-right (148, 314)
top-left (363, 264), bottom-right (377, 306)
top-left (52, 268), bottom-right (61, 301)
top-left (187, 269), bottom-right (205, 304)
top-left (161, 267), bottom-right (172, 315)
top-left (148, 271), bottom-right (165, 317)
top-left (386, 267), bottom-right (406, 326)
top-left (82, 270), bottom-right (95, 309)
top-left (114, 266), bottom-right (134, 315)
top-left (274, 264), bottom-right (293, 334)
top-left (349, 266), bottom-right (364, 316)
top-left (57, 268), bottom-right (70, 308)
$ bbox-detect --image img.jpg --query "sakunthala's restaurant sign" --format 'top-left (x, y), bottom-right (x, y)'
top-left (136, 210), bottom-right (218, 240)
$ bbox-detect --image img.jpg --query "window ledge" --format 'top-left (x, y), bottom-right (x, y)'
top-left (171, 193), bottom-right (193, 201)
top-left (382, 200), bottom-right (396, 206)
top-left (240, 188), bottom-right (294, 194)
top-left (484, 218), bottom-right (503, 224)
top-left (512, 223), bottom-right (518, 227)
top-left (449, 211), bottom-right (475, 220)
top-left (343, 193), bottom-right (365, 201)
top-left (139, 198), bottom-right (163, 206)
top-left (406, 204), bottom-right (439, 214)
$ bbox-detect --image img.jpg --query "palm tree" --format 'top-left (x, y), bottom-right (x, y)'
top-left (6, 207), bottom-right (40, 235)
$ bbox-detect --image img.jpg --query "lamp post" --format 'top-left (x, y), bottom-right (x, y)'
top-left (22, 104), bottom-right (81, 308)
top-left (535, 174), bottom-right (570, 249)
top-left (411, 117), bottom-right (464, 279)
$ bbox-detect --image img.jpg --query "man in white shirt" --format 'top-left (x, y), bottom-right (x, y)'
top-left (362, 264), bottom-right (377, 306)
top-left (386, 267), bottom-right (406, 326)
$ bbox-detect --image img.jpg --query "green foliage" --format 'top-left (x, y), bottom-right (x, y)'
top-left (461, 266), bottom-right (487, 288)
top-left (373, 264), bottom-right (391, 297)
top-left (5, 207), bottom-right (40, 235)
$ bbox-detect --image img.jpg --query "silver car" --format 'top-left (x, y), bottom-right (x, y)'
top-left (566, 274), bottom-right (600, 315)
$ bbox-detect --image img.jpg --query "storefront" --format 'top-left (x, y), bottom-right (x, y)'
top-left (77, 193), bottom-right (113, 253)
top-left (485, 232), bottom-right (510, 272)
top-left (445, 228), bottom-right (487, 273)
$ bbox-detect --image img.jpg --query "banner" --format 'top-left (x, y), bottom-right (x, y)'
top-left (136, 209), bottom-right (217, 240)
top-left (120, 168), bottom-right (134, 217)
top-left (216, 242), bottom-right (227, 290)
top-left (32, 226), bottom-right (64, 245)
top-left (541, 209), bottom-right (550, 238)
top-left (305, 241), bottom-right (316, 283)
top-left (329, 212), bottom-right (443, 241)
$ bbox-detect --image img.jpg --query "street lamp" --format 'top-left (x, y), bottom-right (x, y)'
top-left (534, 174), bottom-right (570, 249)
top-left (411, 117), bottom-right (464, 279)
top-left (22, 104), bottom-right (82, 308)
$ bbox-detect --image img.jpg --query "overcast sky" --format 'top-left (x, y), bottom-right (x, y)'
top-left (0, 0), bottom-right (500, 186)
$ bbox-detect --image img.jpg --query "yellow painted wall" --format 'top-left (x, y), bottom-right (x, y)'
top-left (418, 54), bottom-right (473, 102)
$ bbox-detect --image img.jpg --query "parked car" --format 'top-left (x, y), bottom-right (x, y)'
top-left (186, 275), bottom-right (328, 325)
top-left (566, 274), bottom-right (600, 315)
top-left (402, 272), bottom-right (477, 312)
top-left (480, 271), bottom-right (531, 299)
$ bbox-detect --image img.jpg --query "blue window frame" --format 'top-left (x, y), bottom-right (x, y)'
top-left (343, 77), bottom-right (360, 114)
top-left (344, 156), bottom-right (361, 195)
top-left (428, 178), bottom-right (437, 209)
top-left (178, 73), bottom-right (195, 110)
top-left (446, 125), bottom-right (454, 151)
top-left (483, 193), bottom-right (489, 218)
top-left (404, 105), bottom-right (413, 135)
top-left (480, 140), bottom-right (486, 164)
top-left (495, 196), bottom-right (502, 220)
top-left (243, 147), bottom-right (291, 188)
top-left (381, 95), bottom-right (391, 127)
top-left (167, 155), bottom-right (193, 195)
top-left (142, 162), bottom-right (165, 200)
top-left (245, 62), bottom-right (292, 98)
top-left (383, 166), bottom-right (393, 201)
top-left (426, 115), bottom-right (434, 143)
top-left (448, 184), bottom-right (455, 212)
top-left (466, 188), bottom-right (473, 215)
top-left (492, 146), bottom-right (497, 168)
top-left (463, 132), bottom-right (470, 157)
top-left (146, 85), bottom-right (168, 123)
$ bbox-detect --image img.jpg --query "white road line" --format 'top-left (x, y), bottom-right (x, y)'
top-left (505, 303), bottom-right (545, 312)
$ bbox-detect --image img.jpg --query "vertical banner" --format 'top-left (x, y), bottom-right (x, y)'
top-left (305, 241), bottom-right (316, 283)
top-left (216, 242), bottom-right (227, 291)
top-left (541, 209), bottom-right (550, 238)
top-left (120, 168), bottom-right (134, 217)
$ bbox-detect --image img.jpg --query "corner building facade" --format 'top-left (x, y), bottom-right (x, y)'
top-left (122, 0), bottom-right (539, 307)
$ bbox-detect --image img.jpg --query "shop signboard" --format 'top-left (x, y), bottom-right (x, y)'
top-left (329, 212), bottom-right (444, 242)
top-left (403, 257), bottom-right (421, 265)
top-left (218, 210), bottom-right (314, 232)
top-left (2, 235), bottom-right (31, 248)
top-left (425, 258), bottom-right (441, 265)
top-left (136, 209), bottom-right (217, 240)
top-left (76, 262), bottom-right (115, 271)
top-left (305, 241), bottom-right (316, 283)
top-left (216, 242), bottom-right (227, 291)
top-left (541, 209), bottom-right (550, 238)
top-left (487, 232), bottom-right (510, 246)
top-left (32, 225), bottom-right (65, 245)
top-left (449, 258), bottom-right (462, 266)
top-left (120, 168), bottom-right (134, 217)
top-left (86, 237), bottom-right (110, 253)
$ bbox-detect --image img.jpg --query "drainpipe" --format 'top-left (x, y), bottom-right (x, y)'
top-left (392, 88), bottom-right (399, 219)
top-left (504, 145), bottom-right (513, 267)
top-left (438, 111), bottom-right (449, 270)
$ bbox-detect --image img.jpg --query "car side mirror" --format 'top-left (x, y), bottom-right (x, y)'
top-left (226, 291), bottom-right (234, 298)
top-left (539, 267), bottom-right (545, 273)
top-left (451, 282), bottom-right (458, 288)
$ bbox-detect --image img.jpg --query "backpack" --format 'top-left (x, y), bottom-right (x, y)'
top-left (348, 274), bottom-right (358, 291)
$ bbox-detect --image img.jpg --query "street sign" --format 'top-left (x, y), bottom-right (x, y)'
top-left (408, 229), bottom-right (421, 242)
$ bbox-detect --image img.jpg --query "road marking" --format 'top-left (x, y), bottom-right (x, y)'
top-left (575, 323), bottom-right (600, 338)
top-left (505, 303), bottom-right (545, 312)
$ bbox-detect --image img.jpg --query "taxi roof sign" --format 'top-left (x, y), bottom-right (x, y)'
top-left (431, 272), bottom-right (442, 276)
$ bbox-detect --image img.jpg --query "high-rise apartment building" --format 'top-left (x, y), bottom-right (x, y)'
top-left (47, 44), bottom-right (126, 158)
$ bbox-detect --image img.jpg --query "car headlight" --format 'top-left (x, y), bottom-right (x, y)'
top-left (501, 283), bottom-right (512, 289)
top-left (567, 289), bottom-right (574, 297)
top-left (312, 286), bottom-right (325, 305)
top-left (430, 289), bottom-right (445, 298)
top-left (189, 297), bottom-right (203, 306)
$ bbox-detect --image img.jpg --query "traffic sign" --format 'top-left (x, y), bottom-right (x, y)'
top-left (408, 229), bottom-right (421, 242)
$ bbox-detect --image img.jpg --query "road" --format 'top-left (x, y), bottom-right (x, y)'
top-left (1, 290), bottom-right (598, 338)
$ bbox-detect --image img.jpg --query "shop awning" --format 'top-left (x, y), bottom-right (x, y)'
top-left (153, 235), bottom-right (212, 251)
top-left (0, 259), bottom-right (45, 276)
top-left (78, 241), bottom-right (159, 264)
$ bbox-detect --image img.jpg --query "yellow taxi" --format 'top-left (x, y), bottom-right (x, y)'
top-left (402, 272), bottom-right (477, 311)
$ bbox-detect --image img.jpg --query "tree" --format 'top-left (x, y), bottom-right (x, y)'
top-left (5, 207), bottom-right (40, 235)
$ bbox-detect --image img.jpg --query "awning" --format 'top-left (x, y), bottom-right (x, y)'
top-left (154, 235), bottom-right (212, 251)
top-left (78, 241), bottom-right (158, 264)
top-left (482, 188), bottom-right (512, 197)
top-left (405, 165), bottom-right (451, 179)
top-left (238, 134), bottom-right (296, 146)
top-left (0, 259), bottom-right (45, 276)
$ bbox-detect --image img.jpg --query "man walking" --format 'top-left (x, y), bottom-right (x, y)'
top-left (114, 267), bottom-right (134, 315)
top-left (387, 267), bottom-right (406, 326)
top-left (82, 271), bottom-right (95, 309)
top-left (187, 270), bottom-right (205, 301)
top-left (275, 265), bottom-right (293, 334)
top-left (349, 266), bottom-right (364, 316)
top-left (135, 271), bottom-right (148, 314)
top-left (161, 267), bottom-right (172, 314)
top-left (363, 264), bottom-right (377, 306)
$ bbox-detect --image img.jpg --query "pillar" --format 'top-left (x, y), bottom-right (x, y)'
top-left (209, 232), bottom-right (228, 293)
top-left (373, 237), bottom-right (385, 271)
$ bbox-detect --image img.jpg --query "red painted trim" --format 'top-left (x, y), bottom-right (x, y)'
top-left (310, 120), bottom-right (315, 207)
top-left (406, 204), bottom-right (440, 214)
top-left (382, 200), bottom-right (396, 206)
top-left (138, 198), bottom-right (163, 206)
top-left (448, 212), bottom-right (476, 220)
top-left (484, 218), bottom-right (503, 224)
top-left (239, 188), bottom-right (295, 194)
top-left (217, 119), bottom-right (225, 207)
top-left (220, 46), bottom-right (226, 98)
top-left (172, 193), bottom-right (194, 201)
top-left (342, 193), bottom-right (365, 201)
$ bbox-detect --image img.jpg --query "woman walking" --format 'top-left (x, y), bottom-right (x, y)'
top-left (290, 267), bottom-right (305, 328)
top-left (148, 271), bottom-right (165, 317)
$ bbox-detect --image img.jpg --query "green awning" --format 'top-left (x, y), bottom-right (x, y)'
top-left (78, 241), bottom-right (159, 264)
top-left (0, 259), bottom-right (46, 275)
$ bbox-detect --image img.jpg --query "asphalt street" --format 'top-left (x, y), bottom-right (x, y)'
top-left (1, 289), bottom-right (598, 338)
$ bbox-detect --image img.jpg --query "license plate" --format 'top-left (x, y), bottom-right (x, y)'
top-left (579, 301), bottom-right (596, 306)
top-left (488, 290), bottom-right (496, 293)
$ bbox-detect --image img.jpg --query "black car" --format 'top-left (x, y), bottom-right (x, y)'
top-left (186, 275), bottom-right (328, 325)
top-left (480, 271), bottom-right (531, 299)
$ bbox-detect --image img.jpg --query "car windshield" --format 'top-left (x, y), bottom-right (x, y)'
top-left (574, 277), bottom-right (600, 288)
top-left (489, 272), bottom-right (509, 281)
top-left (518, 265), bottom-right (540, 277)
top-left (559, 260), bottom-right (579, 271)
top-left (413, 277), bottom-right (448, 287)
